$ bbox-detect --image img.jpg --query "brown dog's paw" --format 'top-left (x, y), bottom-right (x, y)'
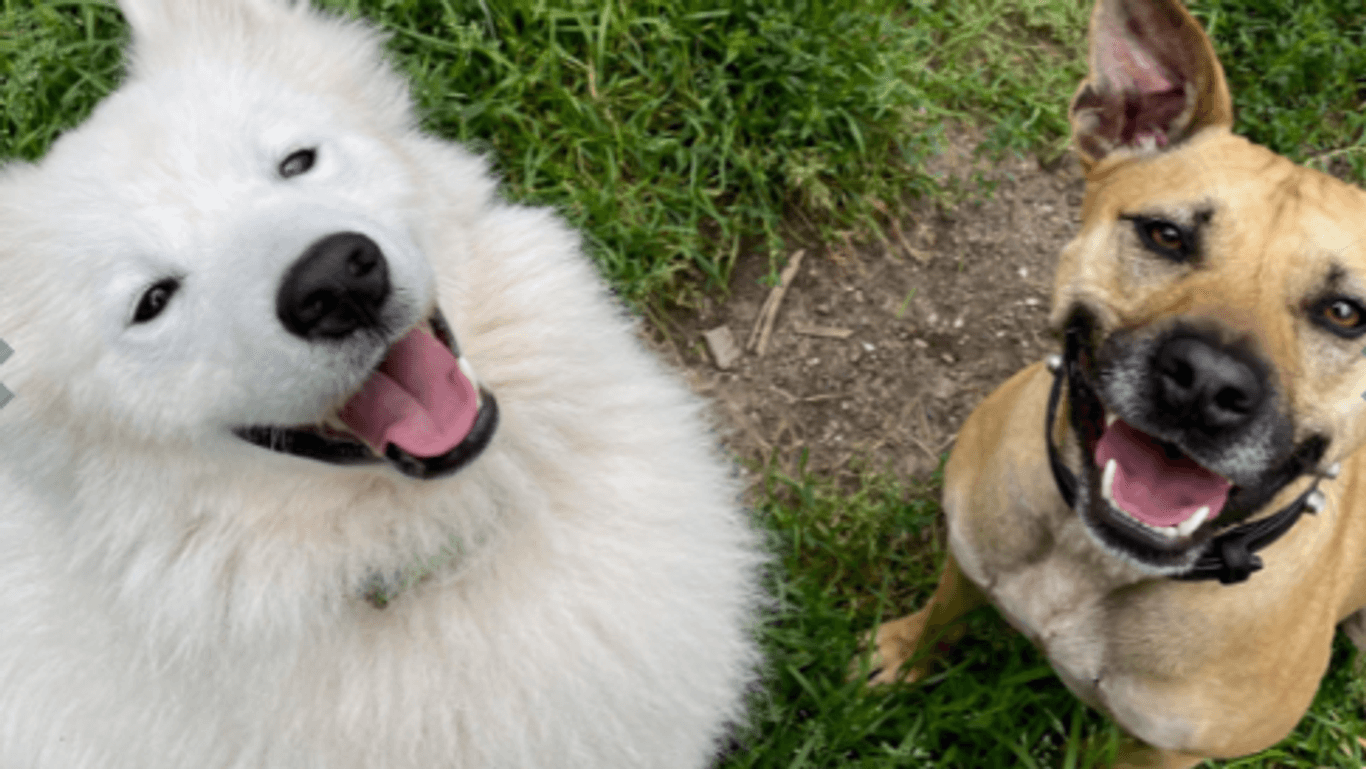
top-left (854, 609), bottom-right (934, 686)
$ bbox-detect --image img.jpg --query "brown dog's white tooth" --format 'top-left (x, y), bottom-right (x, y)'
top-left (1176, 506), bottom-right (1210, 538)
top-left (1105, 414), bottom-right (1118, 428)
top-left (1102, 458), bottom-right (1118, 504)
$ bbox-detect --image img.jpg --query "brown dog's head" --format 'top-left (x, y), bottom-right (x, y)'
top-left (1051, 0), bottom-right (1366, 573)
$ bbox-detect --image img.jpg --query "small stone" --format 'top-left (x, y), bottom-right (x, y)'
top-left (702, 326), bottom-right (741, 370)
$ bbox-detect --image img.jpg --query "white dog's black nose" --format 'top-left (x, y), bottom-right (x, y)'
top-left (1155, 335), bottom-right (1264, 431)
top-left (277, 232), bottom-right (390, 340)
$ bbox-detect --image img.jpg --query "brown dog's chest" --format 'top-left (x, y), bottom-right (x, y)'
top-left (956, 509), bottom-right (1337, 750)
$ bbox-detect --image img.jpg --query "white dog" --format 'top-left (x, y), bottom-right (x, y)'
top-left (0, 1), bottom-right (762, 766)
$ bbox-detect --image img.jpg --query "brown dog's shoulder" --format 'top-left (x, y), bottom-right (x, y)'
top-left (946, 360), bottom-right (1050, 474)
top-left (943, 360), bottom-right (1062, 539)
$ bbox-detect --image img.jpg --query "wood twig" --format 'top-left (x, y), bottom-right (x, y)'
top-left (793, 323), bottom-right (854, 340)
top-left (746, 249), bottom-right (806, 356)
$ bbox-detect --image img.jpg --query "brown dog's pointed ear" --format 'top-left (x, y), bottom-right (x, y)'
top-left (1070, 0), bottom-right (1233, 169)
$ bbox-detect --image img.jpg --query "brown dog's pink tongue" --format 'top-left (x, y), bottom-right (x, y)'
top-left (338, 328), bottom-right (479, 458)
top-left (1093, 419), bottom-right (1230, 528)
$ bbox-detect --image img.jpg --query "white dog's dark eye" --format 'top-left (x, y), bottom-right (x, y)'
top-left (133, 278), bottom-right (180, 324)
top-left (279, 148), bottom-right (317, 178)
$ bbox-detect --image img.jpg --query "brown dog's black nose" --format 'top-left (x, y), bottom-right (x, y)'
top-left (1154, 336), bottom-right (1264, 431)
top-left (277, 232), bottom-right (390, 340)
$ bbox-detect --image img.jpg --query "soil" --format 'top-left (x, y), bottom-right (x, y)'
top-left (649, 127), bottom-right (1087, 482)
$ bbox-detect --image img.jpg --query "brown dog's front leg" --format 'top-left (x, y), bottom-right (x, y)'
top-left (863, 552), bottom-right (985, 685)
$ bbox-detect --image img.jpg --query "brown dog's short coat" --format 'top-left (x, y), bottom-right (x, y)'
top-left (864, 1), bottom-right (1366, 766)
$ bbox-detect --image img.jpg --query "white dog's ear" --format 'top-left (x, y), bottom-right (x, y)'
top-left (116, 0), bottom-right (173, 39)
top-left (118, 0), bottom-right (299, 43)
top-left (1069, 0), bottom-right (1233, 169)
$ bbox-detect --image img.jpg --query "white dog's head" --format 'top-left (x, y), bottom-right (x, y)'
top-left (0, 0), bottom-right (498, 481)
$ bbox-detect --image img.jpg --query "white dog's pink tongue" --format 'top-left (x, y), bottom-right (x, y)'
top-left (338, 328), bottom-right (479, 458)
top-left (1094, 419), bottom-right (1230, 528)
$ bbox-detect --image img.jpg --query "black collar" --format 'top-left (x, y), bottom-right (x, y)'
top-left (1043, 354), bottom-right (1333, 585)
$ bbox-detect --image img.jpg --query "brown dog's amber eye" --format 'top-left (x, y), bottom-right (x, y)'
top-left (1129, 216), bottom-right (1193, 261)
top-left (1146, 222), bottom-right (1184, 251)
top-left (1323, 300), bottom-right (1361, 328)
top-left (1312, 296), bottom-right (1366, 339)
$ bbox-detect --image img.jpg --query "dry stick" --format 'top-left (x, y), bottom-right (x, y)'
top-left (793, 323), bottom-right (853, 340)
top-left (746, 249), bottom-right (806, 356)
top-left (800, 393), bottom-right (848, 403)
top-left (746, 252), bottom-right (796, 352)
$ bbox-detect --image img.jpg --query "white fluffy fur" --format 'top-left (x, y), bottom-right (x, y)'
top-left (0, 1), bottom-right (762, 766)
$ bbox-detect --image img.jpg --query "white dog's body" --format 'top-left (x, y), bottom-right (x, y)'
top-left (0, 2), bottom-right (761, 766)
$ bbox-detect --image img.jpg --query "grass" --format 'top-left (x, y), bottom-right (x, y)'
top-left (0, 2), bottom-right (126, 159)
top-left (4, 0), bottom-right (1366, 766)
top-left (1193, 0), bottom-right (1366, 180)
top-left (316, 0), bottom-right (938, 305)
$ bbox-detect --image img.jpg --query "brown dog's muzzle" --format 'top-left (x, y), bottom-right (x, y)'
top-left (1055, 307), bottom-right (1328, 576)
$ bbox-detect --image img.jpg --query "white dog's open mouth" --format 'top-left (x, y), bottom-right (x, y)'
top-left (234, 311), bottom-right (498, 480)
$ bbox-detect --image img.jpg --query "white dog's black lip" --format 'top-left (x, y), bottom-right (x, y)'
top-left (233, 309), bottom-right (498, 480)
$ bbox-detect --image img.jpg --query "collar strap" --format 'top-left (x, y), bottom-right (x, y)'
top-left (1043, 354), bottom-right (1332, 585)
top-left (1045, 354), bottom-right (1079, 509)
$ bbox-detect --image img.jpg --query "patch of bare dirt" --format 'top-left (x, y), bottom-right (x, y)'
top-left (650, 128), bottom-right (1086, 480)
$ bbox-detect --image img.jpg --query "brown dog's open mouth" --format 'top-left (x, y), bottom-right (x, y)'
top-left (233, 310), bottom-right (498, 480)
top-left (1093, 416), bottom-right (1231, 540)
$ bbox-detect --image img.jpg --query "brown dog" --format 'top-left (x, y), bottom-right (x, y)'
top-left (863, 0), bottom-right (1366, 766)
